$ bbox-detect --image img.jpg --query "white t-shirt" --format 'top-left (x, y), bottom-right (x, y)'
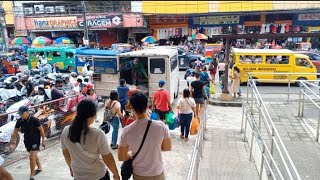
top-left (177, 97), bottom-right (196, 114)
top-left (105, 100), bottom-right (121, 117)
top-left (218, 63), bottom-right (226, 71)
top-left (187, 76), bottom-right (197, 85)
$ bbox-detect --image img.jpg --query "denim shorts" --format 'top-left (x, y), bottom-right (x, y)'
top-left (194, 97), bottom-right (205, 104)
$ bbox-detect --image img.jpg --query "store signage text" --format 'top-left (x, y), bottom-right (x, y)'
top-left (298, 13), bottom-right (320, 21)
top-left (155, 16), bottom-right (187, 24)
top-left (132, 28), bottom-right (150, 33)
top-left (33, 17), bottom-right (78, 29)
top-left (78, 15), bottom-right (123, 28)
top-left (193, 15), bottom-right (240, 25)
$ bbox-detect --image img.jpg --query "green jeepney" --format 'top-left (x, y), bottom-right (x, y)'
top-left (27, 46), bottom-right (76, 72)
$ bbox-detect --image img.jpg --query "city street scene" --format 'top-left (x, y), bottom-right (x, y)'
top-left (1, 1), bottom-right (320, 180)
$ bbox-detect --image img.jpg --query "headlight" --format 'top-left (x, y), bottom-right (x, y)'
top-left (200, 57), bottom-right (205, 61)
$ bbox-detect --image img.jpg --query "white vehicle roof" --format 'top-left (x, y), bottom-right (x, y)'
top-left (232, 48), bottom-right (295, 54)
top-left (118, 48), bottom-right (177, 57)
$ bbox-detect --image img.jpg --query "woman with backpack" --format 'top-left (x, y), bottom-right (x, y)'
top-left (105, 91), bottom-right (124, 149)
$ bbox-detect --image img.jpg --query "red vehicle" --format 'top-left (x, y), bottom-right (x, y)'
top-left (0, 53), bottom-right (20, 74)
top-left (295, 51), bottom-right (320, 73)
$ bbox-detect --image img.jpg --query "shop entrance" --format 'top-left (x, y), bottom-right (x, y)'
top-left (119, 57), bottom-right (149, 96)
top-left (135, 33), bottom-right (148, 43)
top-left (118, 29), bottom-right (129, 43)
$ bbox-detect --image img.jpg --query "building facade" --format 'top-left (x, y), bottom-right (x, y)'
top-left (2, 1), bottom-right (14, 38)
top-left (13, 1), bottom-right (145, 47)
top-left (142, 1), bottom-right (320, 47)
top-left (10, 1), bottom-right (320, 48)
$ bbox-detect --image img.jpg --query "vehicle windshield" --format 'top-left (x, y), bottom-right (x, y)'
top-left (313, 54), bottom-right (320, 60)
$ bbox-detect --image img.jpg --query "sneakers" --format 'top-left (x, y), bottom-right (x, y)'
top-left (110, 144), bottom-right (118, 150)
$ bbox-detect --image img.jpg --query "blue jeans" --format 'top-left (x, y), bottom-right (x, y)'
top-left (179, 113), bottom-right (193, 138)
top-left (110, 116), bottom-right (120, 145)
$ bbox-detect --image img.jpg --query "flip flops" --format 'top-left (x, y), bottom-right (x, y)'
top-left (34, 169), bottom-right (42, 175)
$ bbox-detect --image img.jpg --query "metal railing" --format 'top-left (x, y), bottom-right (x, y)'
top-left (297, 81), bottom-right (320, 141)
top-left (247, 72), bottom-right (320, 103)
top-left (1, 94), bottom-right (82, 167)
top-left (186, 102), bottom-right (207, 180)
top-left (241, 76), bottom-right (302, 180)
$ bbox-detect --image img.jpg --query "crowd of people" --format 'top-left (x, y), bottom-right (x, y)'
top-left (0, 39), bottom-right (246, 180)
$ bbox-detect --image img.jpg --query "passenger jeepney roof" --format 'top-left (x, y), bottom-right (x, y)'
top-left (232, 48), bottom-right (295, 54)
top-left (75, 47), bottom-right (119, 56)
top-left (28, 46), bottom-right (75, 51)
top-left (118, 48), bottom-right (177, 57)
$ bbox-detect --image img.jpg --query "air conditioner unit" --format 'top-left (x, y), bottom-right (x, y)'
top-left (45, 6), bottom-right (55, 14)
top-left (34, 4), bottom-right (44, 14)
top-left (55, 6), bottom-right (65, 13)
top-left (24, 7), bottom-right (34, 15)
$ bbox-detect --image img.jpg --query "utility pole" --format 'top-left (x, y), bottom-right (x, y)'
top-left (81, 1), bottom-right (89, 47)
top-left (222, 39), bottom-right (230, 94)
top-left (0, 3), bottom-right (9, 51)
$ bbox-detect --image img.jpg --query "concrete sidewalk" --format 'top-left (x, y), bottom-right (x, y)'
top-left (199, 106), bottom-right (259, 180)
top-left (5, 105), bottom-right (261, 180)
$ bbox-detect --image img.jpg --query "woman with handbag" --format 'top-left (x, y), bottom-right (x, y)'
top-left (105, 90), bottom-right (124, 150)
top-left (60, 99), bottom-right (120, 180)
top-left (177, 89), bottom-right (196, 142)
top-left (118, 91), bottom-right (172, 180)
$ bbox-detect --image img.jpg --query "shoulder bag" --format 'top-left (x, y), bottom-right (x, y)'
top-left (121, 120), bottom-right (152, 180)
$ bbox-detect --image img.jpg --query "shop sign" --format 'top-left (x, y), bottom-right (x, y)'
top-left (78, 15), bottom-right (123, 28)
top-left (294, 13), bottom-right (320, 26)
top-left (33, 16), bottom-right (78, 30)
top-left (156, 16), bottom-right (187, 24)
top-left (15, 30), bottom-right (28, 37)
top-left (298, 13), bottom-right (320, 21)
top-left (190, 15), bottom-right (242, 27)
top-left (132, 28), bottom-right (149, 33)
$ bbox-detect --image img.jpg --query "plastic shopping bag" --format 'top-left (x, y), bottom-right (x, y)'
top-left (190, 117), bottom-right (200, 135)
top-left (151, 111), bottom-right (158, 120)
top-left (168, 118), bottom-right (177, 130)
top-left (210, 83), bottom-right (215, 94)
top-left (165, 112), bottom-right (177, 125)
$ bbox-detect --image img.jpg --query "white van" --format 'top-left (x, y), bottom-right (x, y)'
top-left (93, 48), bottom-right (180, 103)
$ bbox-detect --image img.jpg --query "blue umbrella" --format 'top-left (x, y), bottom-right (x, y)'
top-left (54, 37), bottom-right (74, 44)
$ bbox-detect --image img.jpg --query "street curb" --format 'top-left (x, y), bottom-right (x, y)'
top-left (208, 95), bottom-right (243, 107)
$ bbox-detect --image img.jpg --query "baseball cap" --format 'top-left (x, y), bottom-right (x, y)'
top-left (159, 80), bottom-right (165, 87)
top-left (18, 106), bottom-right (29, 115)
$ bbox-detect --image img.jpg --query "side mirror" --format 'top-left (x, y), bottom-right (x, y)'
top-left (182, 53), bottom-right (186, 56)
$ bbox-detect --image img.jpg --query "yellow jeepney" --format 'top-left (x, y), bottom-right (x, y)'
top-left (230, 48), bottom-right (317, 85)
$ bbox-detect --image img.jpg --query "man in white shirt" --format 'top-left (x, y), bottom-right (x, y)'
top-left (186, 71), bottom-right (197, 87)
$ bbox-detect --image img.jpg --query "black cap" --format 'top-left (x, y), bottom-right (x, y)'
top-left (18, 106), bottom-right (29, 115)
